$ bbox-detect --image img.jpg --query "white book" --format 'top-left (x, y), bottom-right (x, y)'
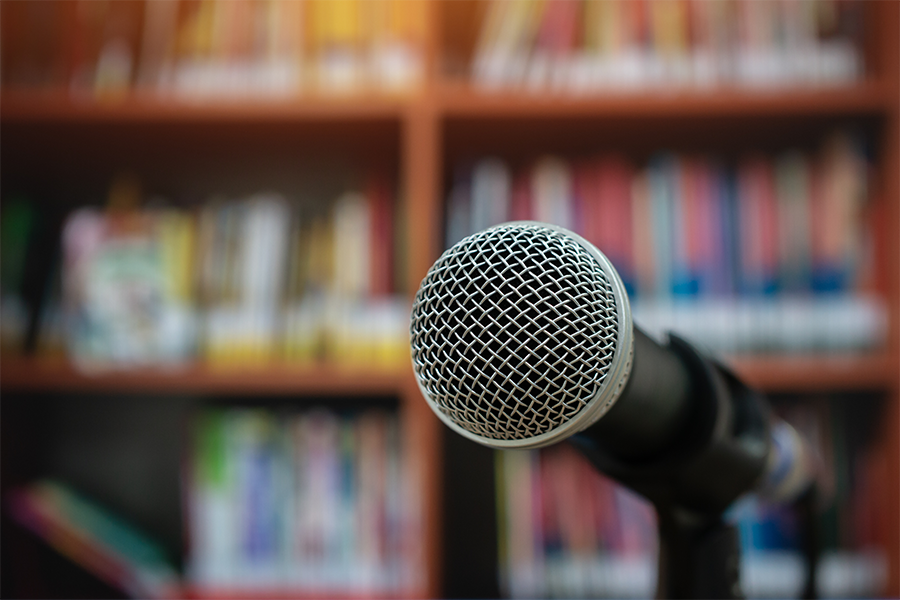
top-left (188, 413), bottom-right (240, 589)
top-left (502, 450), bottom-right (545, 599)
top-left (531, 157), bottom-right (573, 230)
top-left (490, 0), bottom-right (543, 89)
top-left (775, 152), bottom-right (812, 292)
top-left (446, 180), bottom-right (471, 248)
top-left (333, 191), bottom-right (372, 299)
top-left (355, 413), bottom-right (386, 590)
top-left (471, 159), bottom-right (511, 233)
top-left (297, 411), bottom-right (341, 588)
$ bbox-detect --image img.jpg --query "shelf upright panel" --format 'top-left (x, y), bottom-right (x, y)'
top-left (400, 97), bottom-right (444, 598)
top-left (873, 1), bottom-right (900, 595)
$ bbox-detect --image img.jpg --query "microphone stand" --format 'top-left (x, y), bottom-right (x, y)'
top-left (570, 335), bottom-right (775, 599)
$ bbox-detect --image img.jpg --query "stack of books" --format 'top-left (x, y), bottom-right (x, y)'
top-left (446, 130), bottom-right (886, 354)
top-left (2, 0), bottom-right (426, 98)
top-left (471, 0), bottom-right (864, 92)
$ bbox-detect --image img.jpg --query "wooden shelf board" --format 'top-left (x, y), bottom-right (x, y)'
top-left (2, 81), bottom-right (891, 124)
top-left (436, 81), bottom-right (893, 119)
top-left (0, 90), bottom-right (412, 123)
top-left (186, 587), bottom-right (426, 600)
top-left (0, 358), bottom-right (410, 396)
top-left (728, 352), bottom-right (899, 392)
top-left (2, 354), bottom-right (896, 396)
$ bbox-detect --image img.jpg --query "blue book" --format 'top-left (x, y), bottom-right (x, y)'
top-left (647, 156), bottom-right (675, 301)
top-left (446, 165), bottom-right (472, 248)
top-left (716, 165), bottom-right (740, 297)
top-left (670, 158), bottom-right (699, 297)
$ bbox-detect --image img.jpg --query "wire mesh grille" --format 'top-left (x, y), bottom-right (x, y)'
top-left (410, 223), bottom-right (620, 442)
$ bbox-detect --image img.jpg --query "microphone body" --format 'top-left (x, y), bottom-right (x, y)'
top-left (410, 222), bottom-right (816, 597)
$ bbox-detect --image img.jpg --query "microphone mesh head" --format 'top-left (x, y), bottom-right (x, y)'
top-left (410, 222), bottom-right (633, 449)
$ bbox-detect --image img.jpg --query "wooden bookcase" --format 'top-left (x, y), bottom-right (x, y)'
top-left (1, 1), bottom-right (897, 597)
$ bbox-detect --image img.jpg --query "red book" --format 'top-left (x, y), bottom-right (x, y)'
top-left (509, 168), bottom-right (534, 223)
top-left (757, 159), bottom-right (779, 290)
top-left (534, 0), bottom-right (580, 56)
top-left (738, 157), bottom-right (778, 293)
top-left (596, 157), bottom-right (634, 279)
top-left (573, 161), bottom-right (599, 243)
top-left (366, 173), bottom-right (394, 297)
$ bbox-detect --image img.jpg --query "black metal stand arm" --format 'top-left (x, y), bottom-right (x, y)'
top-left (656, 509), bottom-right (743, 599)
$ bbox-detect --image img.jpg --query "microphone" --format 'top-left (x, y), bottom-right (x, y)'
top-left (409, 220), bottom-right (816, 526)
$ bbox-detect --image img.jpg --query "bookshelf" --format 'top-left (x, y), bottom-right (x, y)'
top-left (1, 0), bottom-right (898, 597)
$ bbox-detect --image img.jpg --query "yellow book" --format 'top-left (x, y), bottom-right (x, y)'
top-left (310, 0), bottom-right (364, 91)
top-left (473, 0), bottom-right (509, 66)
top-left (374, 0), bottom-right (428, 91)
top-left (157, 211), bottom-right (195, 305)
top-left (582, 0), bottom-right (623, 90)
top-left (650, 0), bottom-right (688, 58)
top-left (175, 0), bottom-right (216, 63)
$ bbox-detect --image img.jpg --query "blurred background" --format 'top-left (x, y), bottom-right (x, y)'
top-left (1, 0), bottom-right (898, 598)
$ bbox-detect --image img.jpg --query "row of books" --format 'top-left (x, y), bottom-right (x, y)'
top-left (495, 395), bottom-right (888, 598)
top-left (187, 409), bottom-right (422, 594)
top-left (472, 0), bottom-right (864, 92)
top-left (446, 131), bottom-right (886, 353)
top-left (495, 446), bottom-right (657, 599)
top-left (2, 0), bottom-right (426, 98)
top-left (0, 177), bottom-right (409, 370)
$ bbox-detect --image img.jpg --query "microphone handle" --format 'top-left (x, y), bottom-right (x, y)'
top-left (574, 328), bottom-right (818, 511)
top-left (570, 331), bottom-right (822, 598)
top-left (571, 331), bottom-right (771, 515)
top-left (588, 327), bottom-right (694, 460)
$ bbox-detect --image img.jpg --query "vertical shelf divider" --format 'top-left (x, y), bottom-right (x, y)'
top-left (875, 2), bottom-right (900, 595)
